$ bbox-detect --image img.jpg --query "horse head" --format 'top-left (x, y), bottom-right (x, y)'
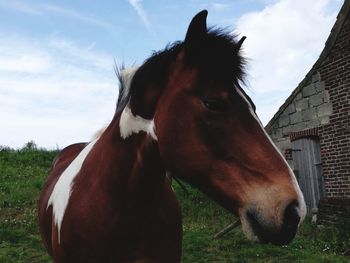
top-left (120, 10), bottom-right (306, 245)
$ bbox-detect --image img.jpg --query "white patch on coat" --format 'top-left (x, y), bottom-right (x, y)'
top-left (47, 139), bottom-right (98, 243)
top-left (118, 67), bottom-right (157, 140)
top-left (120, 105), bottom-right (157, 140)
top-left (235, 87), bottom-right (307, 238)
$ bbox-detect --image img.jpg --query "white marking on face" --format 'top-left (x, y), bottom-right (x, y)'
top-left (235, 87), bottom-right (307, 238)
top-left (119, 105), bottom-right (157, 140)
top-left (47, 139), bottom-right (98, 243)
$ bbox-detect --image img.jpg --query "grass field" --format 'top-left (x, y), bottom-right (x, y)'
top-left (0, 143), bottom-right (349, 262)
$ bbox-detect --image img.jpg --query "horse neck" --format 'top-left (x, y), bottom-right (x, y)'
top-left (99, 112), bottom-right (167, 209)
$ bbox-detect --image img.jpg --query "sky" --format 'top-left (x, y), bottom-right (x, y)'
top-left (0, 0), bottom-right (344, 149)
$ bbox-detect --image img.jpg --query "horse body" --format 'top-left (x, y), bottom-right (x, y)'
top-left (39, 10), bottom-right (306, 262)
top-left (39, 127), bottom-right (182, 262)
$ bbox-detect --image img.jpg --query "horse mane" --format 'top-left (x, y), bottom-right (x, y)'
top-left (116, 28), bottom-right (247, 113)
top-left (116, 66), bottom-right (139, 110)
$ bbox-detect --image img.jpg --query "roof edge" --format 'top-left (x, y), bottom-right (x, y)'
top-left (265, 0), bottom-right (350, 132)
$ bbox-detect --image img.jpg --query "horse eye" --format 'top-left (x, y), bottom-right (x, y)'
top-left (202, 98), bottom-right (230, 112)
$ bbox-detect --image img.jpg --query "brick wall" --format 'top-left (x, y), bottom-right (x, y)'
top-left (268, 72), bottom-right (332, 171)
top-left (317, 10), bottom-right (350, 198)
top-left (268, 72), bottom-right (332, 162)
top-left (318, 198), bottom-right (350, 224)
top-left (266, 1), bottom-right (350, 220)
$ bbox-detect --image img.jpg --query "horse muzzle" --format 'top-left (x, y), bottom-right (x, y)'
top-left (240, 200), bottom-right (302, 245)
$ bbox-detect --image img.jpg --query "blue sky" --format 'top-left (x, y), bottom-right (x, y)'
top-left (0, 0), bottom-right (344, 148)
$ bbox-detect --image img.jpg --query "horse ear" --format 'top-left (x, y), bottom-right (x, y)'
top-left (184, 10), bottom-right (208, 52)
top-left (236, 36), bottom-right (246, 51)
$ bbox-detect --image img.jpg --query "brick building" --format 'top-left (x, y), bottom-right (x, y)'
top-left (266, 0), bottom-right (350, 223)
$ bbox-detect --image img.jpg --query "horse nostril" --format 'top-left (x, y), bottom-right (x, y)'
top-left (246, 201), bottom-right (301, 245)
top-left (281, 200), bottom-right (300, 240)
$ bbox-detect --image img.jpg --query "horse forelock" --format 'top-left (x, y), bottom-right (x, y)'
top-left (119, 28), bottom-right (247, 110)
top-left (115, 28), bottom-right (248, 141)
top-left (187, 27), bottom-right (247, 84)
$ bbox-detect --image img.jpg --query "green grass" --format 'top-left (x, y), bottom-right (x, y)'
top-left (176, 183), bottom-right (350, 262)
top-left (0, 143), bottom-right (349, 262)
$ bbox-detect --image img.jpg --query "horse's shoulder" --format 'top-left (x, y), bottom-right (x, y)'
top-left (52, 142), bottom-right (87, 169)
top-left (42, 142), bottom-right (87, 192)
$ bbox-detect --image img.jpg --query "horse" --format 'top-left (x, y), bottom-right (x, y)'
top-left (38, 10), bottom-right (306, 262)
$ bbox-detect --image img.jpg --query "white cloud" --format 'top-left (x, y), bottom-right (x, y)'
top-left (0, 34), bottom-right (53, 73)
top-left (0, 34), bottom-right (118, 148)
top-left (0, 1), bottom-right (113, 30)
top-left (128, 0), bottom-right (151, 29)
top-left (0, 53), bottom-right (52, 73)
top-left (212, 3), bottom-right (230, 11)
top-left (235, 0), bottom-right (340, 124)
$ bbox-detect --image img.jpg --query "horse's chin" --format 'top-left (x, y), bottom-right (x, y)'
top-left (239, 213), bottom-right (261, 243)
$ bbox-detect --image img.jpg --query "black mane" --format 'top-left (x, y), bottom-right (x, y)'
top-left (116, 28), bottom-right (247, 113)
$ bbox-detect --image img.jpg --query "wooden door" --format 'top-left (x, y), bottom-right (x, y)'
top-left (292, 137), bottom-right (325, 213)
